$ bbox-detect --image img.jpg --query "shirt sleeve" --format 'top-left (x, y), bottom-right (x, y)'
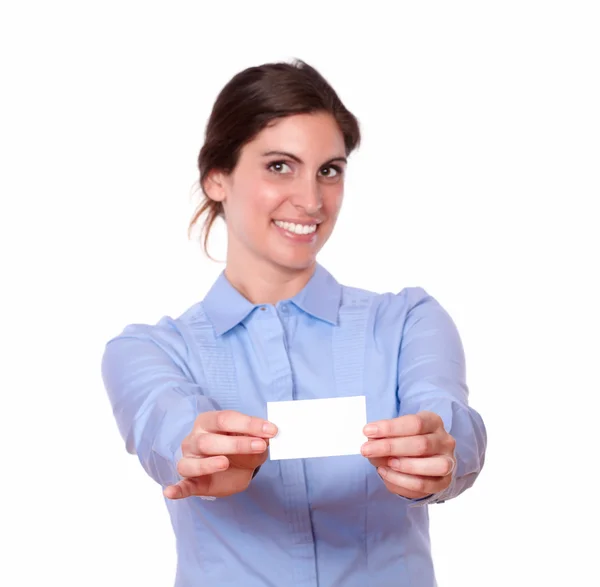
top-left (101, 320), bottom-right (218, 488)
top-left (395, 291), bottom-right (487, 507)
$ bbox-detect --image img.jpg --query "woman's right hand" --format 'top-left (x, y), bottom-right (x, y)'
top-left (163, 410), bottom-right (278, 500)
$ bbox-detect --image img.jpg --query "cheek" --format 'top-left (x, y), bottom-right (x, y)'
top-left (237, 179), bottom-right (287, 216)
top-left (226, 180), bottom-right (288, 242)
top-left (324, 186), bottom-right (344, 216)
top-left (226, 179), bottom-right (280, 216)
top-left (260, 182), bottom-right (289, 212)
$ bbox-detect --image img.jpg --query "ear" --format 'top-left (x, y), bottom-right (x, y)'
top-left (203, 170), bottom-right (228, 203)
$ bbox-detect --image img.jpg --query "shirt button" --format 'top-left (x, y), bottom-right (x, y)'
top-left (280, 303), bottom-right (288, 313)
top-left (260, 306), bottom-right (267, 311)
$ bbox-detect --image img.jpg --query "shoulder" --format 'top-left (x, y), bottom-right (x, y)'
top-left (103, 299), bottom-right (211, 365)
top-left (338, 281), bottom-right (436, 324)
top-left (336, 280), bottom-right (459, 352)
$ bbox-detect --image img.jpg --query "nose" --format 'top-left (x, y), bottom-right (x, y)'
top-left (290, 177), bottom-right (323, 215)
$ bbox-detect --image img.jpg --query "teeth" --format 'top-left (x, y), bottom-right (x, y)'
top-left (274, 220), bottom-right (317, 235)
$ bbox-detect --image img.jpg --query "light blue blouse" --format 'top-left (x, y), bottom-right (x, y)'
top-left (101, 263), bottom-right (487, 586)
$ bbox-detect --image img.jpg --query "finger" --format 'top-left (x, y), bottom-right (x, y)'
top-left (194, 433), bottom-right (268, 456)
top-left (363, 411), bottom-right (442, 439)
top-left (201, 410), bottom-right (278, 438)
top-left (367, 456), bottom-right (388, 469)
top-left (377, 467), bottom-right (450, 495)
top-left (164, 476), bottom-right (212, 500)
top-left (176, 455), bottom-right (230, 478)
top-left (388, 455), bottom-right (455, 477)
top-left (361, 433), bottom-right (440, 458)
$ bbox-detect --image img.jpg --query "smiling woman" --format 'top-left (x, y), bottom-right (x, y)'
top-left (201, 112), bottom-right (348, 287)
top-left (101, 59), bottom-right (487, 586)
top-left (189, 61), bottom-right (360, 301)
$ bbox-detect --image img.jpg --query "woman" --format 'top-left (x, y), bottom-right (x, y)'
top-left (102, 59), bottom-right (487, 586)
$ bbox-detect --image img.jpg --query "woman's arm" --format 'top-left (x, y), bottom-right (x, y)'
top-left (101, 320), bottom-right (218, 488)
top-left (395, 293), bottom-right (487, 505)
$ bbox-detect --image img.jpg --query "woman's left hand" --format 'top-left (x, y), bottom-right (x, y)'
top-left (361, 411), bottom-right (456, 500)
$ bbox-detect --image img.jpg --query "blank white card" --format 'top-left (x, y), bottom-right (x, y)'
top-left (267, 396), bottom-right (367, 460)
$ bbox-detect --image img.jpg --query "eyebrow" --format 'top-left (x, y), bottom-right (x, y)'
top-left (261, 150), bottom-right (347, 165)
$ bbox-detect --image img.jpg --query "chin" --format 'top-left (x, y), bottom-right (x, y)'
top-left (259, 230), bottom-right (329, 273)
top-left (267, 251), bottom-right (318, 273)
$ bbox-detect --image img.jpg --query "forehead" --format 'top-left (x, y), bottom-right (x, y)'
top-left (246, 112), bottom-right (345, 156)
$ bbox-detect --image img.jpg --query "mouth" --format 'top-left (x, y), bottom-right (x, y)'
top-left (272, 220), bottom-right (319, 242)
top-left (273, 220), bottom-right (318, 235)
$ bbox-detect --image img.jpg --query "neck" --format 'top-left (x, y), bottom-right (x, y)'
top-left (224, 255), bottom-right (316, 305)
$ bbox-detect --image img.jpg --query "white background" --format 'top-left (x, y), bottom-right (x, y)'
top-left (1, 1), bottom-right (599, 585)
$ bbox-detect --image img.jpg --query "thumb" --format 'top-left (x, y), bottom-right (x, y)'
top-left (164, 476), bottom-right (211, 500)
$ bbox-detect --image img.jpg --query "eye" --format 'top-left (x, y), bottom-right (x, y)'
top-left (319, 165), bottom-right (343, 178)
top-left (268, 161), bottom-right (293, 174)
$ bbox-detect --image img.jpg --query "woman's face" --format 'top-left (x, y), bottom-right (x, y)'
top-left (207, 112), bottom-right (347, 273)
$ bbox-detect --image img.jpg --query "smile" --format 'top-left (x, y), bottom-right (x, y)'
top-left (273, 220), bottom-right (317, 235)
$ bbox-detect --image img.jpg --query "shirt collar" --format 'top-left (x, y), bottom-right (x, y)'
top-left (202, 271), bottom-right (256, 337)
top-left (289, 263), bottom-right (341, 326)
top-left (202, 263), bottom-right (342, 336)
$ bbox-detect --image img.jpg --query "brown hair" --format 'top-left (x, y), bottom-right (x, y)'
top-left (188, 59), bottom-right (361, 256)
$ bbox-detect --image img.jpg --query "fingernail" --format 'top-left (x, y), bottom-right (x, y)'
top-left (262, 422), bottom-right (277, 436)
top-left (364, 425), bottom-right (378, 436)
top-left (251, 440), bottom-right (265, 451)
top-left (389, 458), bottom-right (401, 469)
top-left (378, 467), bottom-right (388, 478)
top-left (361, 443), bottom-right (372, 456)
